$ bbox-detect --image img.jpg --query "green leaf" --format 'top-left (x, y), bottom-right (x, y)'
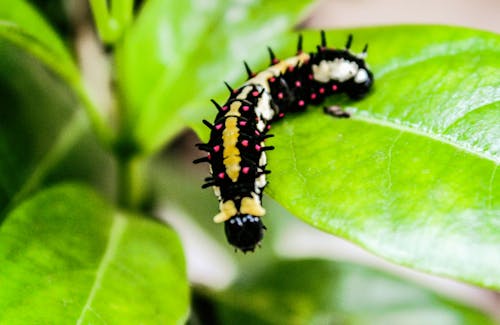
top-left (260, 26), bottom-right (499, 289)
top-left (115, 0), bottom-right (315, 154)
top-left (0, 0), bottom-right (76, 80)
top-left (199, 259), bottom-right (496, 325)
top-left (0, 0), bottom-right (112, 146)
top-left (0, 184), bottom-right (189, 323)
top-left (0, 41), bottom-right (82, 214)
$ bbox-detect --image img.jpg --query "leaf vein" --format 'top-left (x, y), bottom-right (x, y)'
top-left (488, 164), bottom-right (497, 210)
top-left (76, 213), bottom-right (127, 324)
top-left (353, 113), bottom-right (499, 163)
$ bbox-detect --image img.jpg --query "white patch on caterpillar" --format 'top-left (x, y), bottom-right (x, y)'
top-left (213, 185), bottom-right (221, 200)
top-left (256, 119), bottom-right (266, 132)
top-left (354, 68), bottom-right (368, 84)
top-left (251, 192), bottom-right (263, 206)
top-left (255, 90), bottom-right (274, 122)
top-left (255, 173), bottom-right (267, 193)
top-left (259, 151), bottom-right (267, 167)
top-left (312, 58), bottom-right (359, 83)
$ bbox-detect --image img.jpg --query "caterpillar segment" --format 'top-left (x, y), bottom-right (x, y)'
top-left (195, 31), bottom-right (373, 252)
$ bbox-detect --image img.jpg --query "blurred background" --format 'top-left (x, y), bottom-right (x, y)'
top-left (310, 0), bottom-right (500, 33)
top-left (13, 0), bottom-right (500, 322)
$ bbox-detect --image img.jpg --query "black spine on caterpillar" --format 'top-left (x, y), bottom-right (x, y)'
top-left (195, 31), bottom-right (373, 252)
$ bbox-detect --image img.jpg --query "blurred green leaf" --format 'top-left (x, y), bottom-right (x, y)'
top-left (0, 184), bottom-right (189, 324)
top-left (258, 26), bottom-right (499, 289)
top-left (0, 0), bottom-right (112, 146)
top-left (115, 0), bottom-right (316, 154)
top-left (0, 0), bottom-right (78, 81)
top-left (197, 259), bottom-right (496, 325)
top-left (0, 41), bottom-right (81, 214)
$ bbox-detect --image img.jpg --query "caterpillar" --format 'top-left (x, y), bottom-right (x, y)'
top-left (194, 31), bottom-right (373, 252)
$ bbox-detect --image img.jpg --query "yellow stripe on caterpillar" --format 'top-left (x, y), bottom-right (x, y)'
top-left (222, 116), bottom-right (241, 181)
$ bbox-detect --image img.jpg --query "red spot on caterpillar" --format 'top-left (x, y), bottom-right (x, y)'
top-left (310, 93), bottom-right (317, 100)
top-left (215, 123), bottom-right (223, 130)
top-left (241, 140), bottom-right (249, 147)
top-left (255, 144), bottom-right (261, 151)
top-left (242, 105), bottom-right (250, 111)
top-left (319, 87), bottom-right (325, 94)
top-left (222, 105), bottom-right (229, 111)
top-left (308, 74), bottom-right (313, 80)
top-left (332, 84), bottom-right (338, 91)
top-left (213, 145), bottom-right (220, 152)
top-left (242, 167), bottom-right (250, 174)
top-left (298, 100), bottom-right (305, 106)
top-left (218, 172), bottom-right (225, 179)
top-left (252, 91), bottom-right (259, 97)
top-left (207, 153), bottom-right (211, 159)
top-left (295, 81), bottom-right (301, 87)
top-left (239, 121), bottom-right (247, 126)
top-left (279, 112), bottom-right (285, 118)
top-left (277, 92), bottom-right (284, 99)
top-left (269, 77), bottom-right (276, 83)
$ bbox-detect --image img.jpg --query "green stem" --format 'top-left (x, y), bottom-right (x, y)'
top-left (117, 156), bottom-right (145, 210)
top-left (89, 0), bottom-right (135, 44)
top-left (111, 0), bottom-right (134, 30)
top-left (89, 0), bottom-right (119, 44)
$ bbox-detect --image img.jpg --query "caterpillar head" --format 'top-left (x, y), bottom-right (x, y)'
top-left (311, 53), bottom-right (373, 99)
top-left (311, 33), bottom-right (374, 100)
top-left (343, 58), bottom-right (374, 100)
top-left (224, 214), bottom-right (265, 252)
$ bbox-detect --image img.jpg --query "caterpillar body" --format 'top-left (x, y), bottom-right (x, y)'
top-left (195, 32), bottom-right (373, 252)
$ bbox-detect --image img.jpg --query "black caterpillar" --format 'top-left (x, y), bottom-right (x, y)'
top-left (195, 31), bottom-right (373, 252)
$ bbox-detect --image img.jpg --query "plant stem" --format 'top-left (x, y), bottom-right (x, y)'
top-left (89, 0), bottom-right (135, 44)
top-left (117, 155), bottom-right (145, 211)
top-left (88, 0), bottom-right (115, 43)
top-left (111, 0), bottom-right (134, 30)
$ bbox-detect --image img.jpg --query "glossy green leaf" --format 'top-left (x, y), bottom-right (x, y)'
top-left (256, 26), bottom-right (499, 289)
top-left (115, 0), bottom-right (315, 154)
top-left (0, 184), bottom-right (188, 323)
top-left (198, 259), bottom-right (496, 325)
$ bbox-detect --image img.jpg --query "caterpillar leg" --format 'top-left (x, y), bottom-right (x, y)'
top-left (323, 105), bottom-right (350, 118)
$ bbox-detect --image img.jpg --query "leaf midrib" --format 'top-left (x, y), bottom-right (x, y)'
top-left (76, 213), bottom-right (127, 324)
top-left (352, 113), bottom-right (499, 164)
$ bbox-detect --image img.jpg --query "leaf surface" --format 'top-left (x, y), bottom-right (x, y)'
top-left (262, 26), bottom-right (500, 289)
top-left (0, 184), bottom-right (188, 324)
